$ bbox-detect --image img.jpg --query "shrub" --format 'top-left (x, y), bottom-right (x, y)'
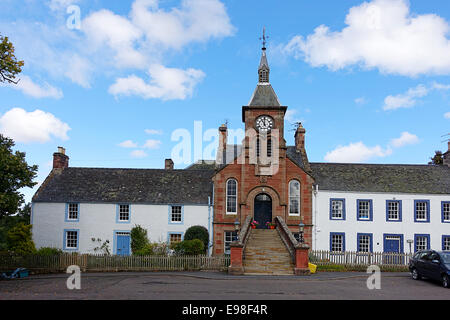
top-left (6, 223), bottom-right (36, 255)
top-left (184, 226), bottom-right (209, 253)
top-left (171, 239), bottom-right (204, 256)
top-left (130, 225), bottom-right (149, 254)
top-left (36, 247), bottom-right (63, 256)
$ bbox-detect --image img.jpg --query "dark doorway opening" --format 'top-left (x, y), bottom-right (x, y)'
top-left (254, 193), bottom-right (272, 229)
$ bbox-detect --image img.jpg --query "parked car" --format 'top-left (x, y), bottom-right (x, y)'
top-left (409, 250), bottom-right (450, 288)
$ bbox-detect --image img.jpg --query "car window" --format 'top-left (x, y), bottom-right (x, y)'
top-left (419, 252), bottom-right (430, 260)
top-left (440, 253), bottom-right (450, 264)
top-left (429, 253), bottom-right (439, 261)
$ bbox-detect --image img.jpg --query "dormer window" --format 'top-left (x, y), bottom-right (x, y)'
top-left (259, 69), bottom-right (269, 83)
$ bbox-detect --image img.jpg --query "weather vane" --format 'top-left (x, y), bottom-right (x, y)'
top-left (260, 27), bottom-right (269, 49)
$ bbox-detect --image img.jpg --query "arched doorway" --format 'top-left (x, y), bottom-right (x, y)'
top-left (254, 193), bottom-right (272, 229)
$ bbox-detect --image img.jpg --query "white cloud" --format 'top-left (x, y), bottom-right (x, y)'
top-left (130, 150), bottom-right (148, 158)
top-left (444, 112), bottom-right (450, 119)
top-left (142, 139), bottom-right (162, 149)
top-left (5, 75), bottom-right (63, 99)
top-left (108, 64), bottom-right (205, 100)
top-left (145, 129), bottom-right (163, 135)
top-left (324, 142), bottom-right (392, 163)
top-left (389, 131), bottom-right (420, 148)
top-left (130, 0), bottom-right (235, 50)
top-left (324, 131), bottom-right (420, 162)
top-left (118, 140), bottom-right (139, 148)
top-left (354, 97), bottom-right (367, 105)
top-left (47, 0), bottom-right (80, 11)
top-left (383, 84), bottom-right (429, 110)
top-left (383, 82), bottom-right (450, 111)
top-left (283, 0), bottom-right (450, 77)
top-left (0, 108), bottom-right (70, 143)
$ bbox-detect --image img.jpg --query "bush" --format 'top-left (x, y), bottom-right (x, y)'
top-left (184, 226), bottom-right (209, 253)
top-left (36, 247), bottom-right (63, 256)
top-left (171, 239), bottom-right (205, 256)
top-left (6, 223), bottom-right (36, 255)
top-left (130, 225), bottom-right (150, 254)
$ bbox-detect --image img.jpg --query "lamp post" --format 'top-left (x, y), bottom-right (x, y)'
top-left (298, 221), bottom-right (305, 244)
top-left (234, 219), bottom-right (240, 242)
top-left (407, 239), bottom-right (414, 254)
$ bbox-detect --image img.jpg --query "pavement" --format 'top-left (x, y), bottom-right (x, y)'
top-left (0, 271), bottom-right (449, 300)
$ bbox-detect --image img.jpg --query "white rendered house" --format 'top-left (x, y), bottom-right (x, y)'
top-left (31, 149), bottom-right (214, 255)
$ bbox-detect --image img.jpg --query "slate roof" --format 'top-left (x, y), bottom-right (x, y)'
top-left (310, 162), bottom-right (450, 194)
top-left (248, 84), bottom-right (281, 107)
top-left (33, 167), bottom-right (214, 204)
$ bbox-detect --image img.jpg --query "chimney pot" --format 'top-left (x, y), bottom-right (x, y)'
top-left (53, 147), bottom-right (69, 169)
top-left (294, 123), bottom-right (306, 151)
top-left (165, 159), bottom-right (174, 170)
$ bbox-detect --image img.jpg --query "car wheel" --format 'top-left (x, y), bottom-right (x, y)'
top-left (442, 274), bottom-right (450, 288)
top-left (411, 268), bottom-right (421, 280)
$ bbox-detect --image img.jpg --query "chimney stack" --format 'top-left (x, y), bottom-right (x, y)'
top-left (218, 124), bottom-right (228, 152)
top-left (444, 141), bottom-right (450, 167)
top-left (53, 146), bottom-right (69, 169)
top-left (165, 159), bottom-right (174, 170)
top-left (294, 123), bottom-right (306, 151)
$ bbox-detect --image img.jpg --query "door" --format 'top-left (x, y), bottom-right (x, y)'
top-left (116, 233), bottom-right (130, 256)
top-left (254, 193), bottom-right (272, 229)
top-left (424, 252), bottom-right (441, 280)
top-left (384, 236), bottom-right (402, 264)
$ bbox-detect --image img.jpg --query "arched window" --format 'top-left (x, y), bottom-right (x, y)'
top-left (289, 180), bottom-right (300, 216)
top-left (226, 179), bottom-right (237, 214)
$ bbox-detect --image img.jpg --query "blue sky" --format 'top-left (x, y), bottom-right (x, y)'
top-left (1, 0), bottom-right (450, 203)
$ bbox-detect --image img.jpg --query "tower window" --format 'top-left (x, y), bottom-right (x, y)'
top-left (259, 69), bottom-right (269, 83)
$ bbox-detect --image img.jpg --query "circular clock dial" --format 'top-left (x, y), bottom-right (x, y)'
top-left (255, 116), bottom-right (274, 132)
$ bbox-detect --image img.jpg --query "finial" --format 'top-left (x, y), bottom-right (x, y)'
top-left (259, 27), bottom-right (269, 50)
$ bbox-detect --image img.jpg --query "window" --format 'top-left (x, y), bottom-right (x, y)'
top-left (66, 203), bottom-right (79, 221)
top-left (330, 233), bottom-right (345, 252)
top-left (414, 200), bottom-right (430, 223)
top-left (443, 236), bottom-right (450, 251)
top-left (170, 206), bottom-right (183, 223)
top-left (289, 180), bottom-right (300, 216)
top-left (267, 137), bottom-right (272, 157)
top-left (357, 234), bottom-right (373, 253)
top-left (117, 204), bottom-right (130, 222)
top-left (414, 234), bottom-right (430, 252)
top-left (386, 200), bottom-right (402, 222)
top-left (442, 202), bottom-right (450, 223)
top-left (292, 233), bottom-right (300, 243)
top-left (169, 233), bottom-right (182, 244)
top-left (64, 230), bottom-right (79, 250)
top-left (330, 199), bottom-right (345, 220)
top-left (226, 179), bottom-right (237, 214)
top-left (357, 200), bottom-right (372, 221)
top-left (224, 231), bottom-right (238, 255)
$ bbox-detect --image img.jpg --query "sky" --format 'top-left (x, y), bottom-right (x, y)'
top-left (1, 0), bottom-right (450, 203)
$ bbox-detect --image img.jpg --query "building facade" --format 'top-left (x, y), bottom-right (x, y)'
top-left (31, 45), bottom-right (450, 262)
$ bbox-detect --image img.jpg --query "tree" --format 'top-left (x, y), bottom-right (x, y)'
top-left (184, 225), bottom-right (209, 253)
top-left (130, 225), bottom-right (150, 254)
top-left (0, 34), bottom-right (24, 84)
top-left (6, 222), bottom-right (36, 255)
top-left (429, 150), bottom-right (444, 165)
top-left (0, 135), bottom-right (38, 218)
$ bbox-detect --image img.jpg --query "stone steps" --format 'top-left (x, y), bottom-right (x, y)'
top-left (243, 229), bottom-right (294, 275)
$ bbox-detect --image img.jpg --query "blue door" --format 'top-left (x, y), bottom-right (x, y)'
top-left (384, 236), bottom-right (402, 264)
top-left (116, 234), bottom-right (130, 256)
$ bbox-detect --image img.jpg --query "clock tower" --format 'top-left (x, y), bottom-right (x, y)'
top-left (212, 31), bottom-right (314, 270)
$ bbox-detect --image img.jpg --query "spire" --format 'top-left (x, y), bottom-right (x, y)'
top-left (258, 27), bottom-right (270, 83)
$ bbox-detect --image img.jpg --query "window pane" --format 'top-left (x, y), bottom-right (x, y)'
top-left (171, 206), bottom-right (182, 222)
top-left (119, 205), bottom-right (129, 221)
top-left (224, 231), bottom-right (238, 254)
top-left (358, 235), bottom-right (371, 252)
top-left (416, 236), bottom-right (428, 251)
top-left (443, 203), bottom-right (450, 221)
top-left (358, 201), bottom-right (370, 219)
top-left (415, 202), bottom-right (427, 221)
top-left (289, 181), bottom-right (300, 215)
top-left (68, 204), bottom-right (78, 220)
top-left (66, 231), bottom-right (78, 248)
top-left (226, 180), bottom-right (237, 213)
top-left (444, 237), bottom-right (450, 251)
top-left (331, 234), bottom-right (344, 252)
top-left (170, 234), bottom-right (182, 244)
top-left (388, 201), bottom-right (399, 220)
top-left (331, 200), bottom-right (343, 219)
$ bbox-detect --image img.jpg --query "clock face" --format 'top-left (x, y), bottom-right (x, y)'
top-left (255, 115), bottom-right (274, 133)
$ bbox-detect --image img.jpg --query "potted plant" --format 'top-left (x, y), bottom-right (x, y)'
top-left (250, 221), bottom-right (259, 229)
top-left (266, 222), bottom-right (276, 229)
